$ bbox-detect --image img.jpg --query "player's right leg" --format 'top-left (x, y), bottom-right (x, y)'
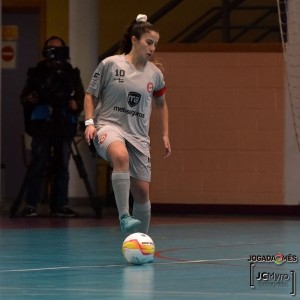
top-left (108, 141), bottom-right (141, 232)
top-left (93, 130), bottom-right (141, 233)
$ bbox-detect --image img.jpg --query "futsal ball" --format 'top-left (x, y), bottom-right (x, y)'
top-left (122, 232), bottom-right (155, 265)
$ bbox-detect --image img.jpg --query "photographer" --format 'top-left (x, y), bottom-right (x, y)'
top-left (20, 36), bottom-right (84, 217)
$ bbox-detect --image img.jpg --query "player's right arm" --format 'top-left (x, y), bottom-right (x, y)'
top-left (84, 92), bottom-right (97, 145)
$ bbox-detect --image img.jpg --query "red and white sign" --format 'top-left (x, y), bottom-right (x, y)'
top-left (2, 45), bottom-right (14, 61)
top-left (1, 41), bottom-right (16, 69)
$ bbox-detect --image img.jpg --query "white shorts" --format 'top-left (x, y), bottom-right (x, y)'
top-left (93, 127), bottom-right (151, 182)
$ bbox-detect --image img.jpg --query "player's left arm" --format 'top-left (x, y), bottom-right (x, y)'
top-left (154, 95), bottom-right (171, 158)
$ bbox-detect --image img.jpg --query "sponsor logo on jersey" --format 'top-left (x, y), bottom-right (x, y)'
top-left (127, 92), bottom-right (141, 107)
top-left (113, 106), bottom-right (145, 118)
top-left (93, 71), bottom-right (100, 79)
top-left (90, 71), bottom-right (101, 89)
top-left (147, 82), bottom-right (154, 93)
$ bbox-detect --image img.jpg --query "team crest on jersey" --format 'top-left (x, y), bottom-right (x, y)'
top-left (127, 92), bottom-right (141, 107)
top-left (147, 82), bottom-right (154, 93)
top-left (99, 133), bottom-right (107, 144)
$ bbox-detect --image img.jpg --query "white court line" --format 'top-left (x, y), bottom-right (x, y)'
top-left (0, 286), bottom-right (290, 298)
top-left (0, 257), bottom-right (248, 273)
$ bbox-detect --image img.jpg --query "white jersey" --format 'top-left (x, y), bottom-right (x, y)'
top-left (86, 54), bottom-right (166, 156)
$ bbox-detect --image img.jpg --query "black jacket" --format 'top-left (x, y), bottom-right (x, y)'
top-left (21, 59), bottom-right (85, 137)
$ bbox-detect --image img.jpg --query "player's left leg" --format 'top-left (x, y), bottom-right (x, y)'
top-left (131, 179), bottom-right (151, 234)
top-left (126, 141), bottom-right (152, 233)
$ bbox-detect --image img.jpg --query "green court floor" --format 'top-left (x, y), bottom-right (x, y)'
top-left (0, 215), bottom-right (299, 299)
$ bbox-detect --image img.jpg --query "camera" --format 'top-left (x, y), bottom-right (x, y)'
top-left (42, 46), bottom-right (69, 61)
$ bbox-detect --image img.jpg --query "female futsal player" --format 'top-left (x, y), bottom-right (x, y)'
top-left (84, 14), bottom-right (171, 233)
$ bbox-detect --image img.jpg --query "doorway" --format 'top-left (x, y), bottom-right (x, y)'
top-left (2, 4), bottom-right (44, 201)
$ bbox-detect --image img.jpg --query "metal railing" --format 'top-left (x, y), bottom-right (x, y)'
top-left (170, 0), bottom-right (279, 43)
top-left (99, 0), bottom-right (280, 60)
top-left (98, 0), bottom-right (183, 61)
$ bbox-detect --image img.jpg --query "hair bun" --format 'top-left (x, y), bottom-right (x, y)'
top-left (136, 14), bottom-right (147, 23)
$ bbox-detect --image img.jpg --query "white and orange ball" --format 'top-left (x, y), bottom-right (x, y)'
top-left (122, 232), bottom-right (155, 265)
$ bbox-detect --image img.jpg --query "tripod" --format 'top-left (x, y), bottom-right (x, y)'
top-left (9, 117), bottom-right (102, 218)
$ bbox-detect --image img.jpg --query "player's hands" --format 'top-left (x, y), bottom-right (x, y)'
top-left (24, 92), bottom-right (38, 105)
top-left (162, 136), bottom-right (171, 158)
top-left (85, 125), bottom-right (97, 146)
top-left (68, 99), bottom-right (78, 111)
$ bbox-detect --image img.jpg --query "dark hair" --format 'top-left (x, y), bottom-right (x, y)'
top-left (44, 35), bottom-right (66, 48)
top-left (119, 19), bottom-right (159, 54)
top-left (42, 36), bottom-right (69, 60)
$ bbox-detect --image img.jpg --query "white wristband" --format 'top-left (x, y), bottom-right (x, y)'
top-left (85, 119), bottom-right (94, 126)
